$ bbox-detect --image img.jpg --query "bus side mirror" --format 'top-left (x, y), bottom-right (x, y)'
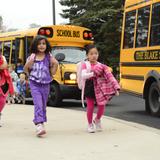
top-left (55, 53), bottom-right (65, 62)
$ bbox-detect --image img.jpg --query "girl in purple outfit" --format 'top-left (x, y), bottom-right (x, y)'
top-left (24, 35), bottom-right (58, 137)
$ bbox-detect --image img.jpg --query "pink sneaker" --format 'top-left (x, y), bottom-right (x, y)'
top-left (36, 124), bottom-right (46, 136)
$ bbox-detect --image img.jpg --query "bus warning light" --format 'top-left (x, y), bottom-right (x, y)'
top-left (83, 31), bottom-right (93, 40)
top-left (38, 27), bottom-right (53, 38)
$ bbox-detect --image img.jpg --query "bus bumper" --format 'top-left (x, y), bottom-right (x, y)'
top-left (59, 84), bottom-right (81, 99)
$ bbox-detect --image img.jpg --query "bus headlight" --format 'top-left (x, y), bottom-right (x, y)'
top-left (64, 72), bottom-right (77, 85)
top-left (64, 72), bottom-right (77, 80)
top-left (70, 73), bottom-right (77, 80)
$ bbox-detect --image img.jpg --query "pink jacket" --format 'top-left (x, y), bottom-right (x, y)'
top-left (81, 61), bottom-right (120, 107)
top-left (93, 63), bottom-right (120, 105)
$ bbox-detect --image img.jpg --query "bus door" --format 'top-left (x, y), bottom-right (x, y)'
top-left (12, 38), bottom-right (24, 64)
top-left (3, 41), bottom-right (12, 63)
top-left (3, 40), bottom-right (20, 65)
top-left (13, 36), bottom-right (33, 64)
top-left (11, 38), bottom-right (21, 65)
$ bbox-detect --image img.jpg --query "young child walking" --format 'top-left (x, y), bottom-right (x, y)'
top-left (7, 64), bottom-right (19, 104)
top-left (0, 54), bottom-right (14, 126)
top-left (16, 72), bottom-right (28, 104)
top-left (80, 44), bottom-right (120, 133)
top-left (24, 35), bottom-right (58, 136)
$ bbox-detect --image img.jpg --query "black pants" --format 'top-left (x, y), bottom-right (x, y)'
top-left (84, 79), bottom-right (95, 98)
top-left (1, 82), bottom-right (9, 94)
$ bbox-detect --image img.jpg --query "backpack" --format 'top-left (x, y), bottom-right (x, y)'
top-left (76, 61), bottom-right (91, 90)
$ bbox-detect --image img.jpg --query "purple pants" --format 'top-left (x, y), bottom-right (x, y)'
top-left (30, 80), bottom-right (50, 124)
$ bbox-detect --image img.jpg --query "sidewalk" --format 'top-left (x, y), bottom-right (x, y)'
top-left (0, 104), bottom-right (160, 160)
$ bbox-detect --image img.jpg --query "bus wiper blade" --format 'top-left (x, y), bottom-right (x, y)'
top-left (62, 60), bottom-right (76, 64)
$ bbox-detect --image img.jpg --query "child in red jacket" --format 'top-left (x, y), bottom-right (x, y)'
top-left (0, 54), bottom-right (14, 126)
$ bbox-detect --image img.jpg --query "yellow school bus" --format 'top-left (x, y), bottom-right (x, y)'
top-left (120, 0), bottom-right (160, 116)
top-left (0, 25), bottom-right (94, 106)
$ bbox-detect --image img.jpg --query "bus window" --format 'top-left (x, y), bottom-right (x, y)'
top-left (150, 3), bottom-right (160, 46)
top-left (136, 6), bottom-right (150, 48)
top-left (24, 36), bottom-right (33, 60)
top-left (4, 41), bottom-right (11, 63)
top-left (123, 10), bottom-right (136, 49)
top-left (0, 42), bottom-right (2, 52)
top-left (11, 41), bottom-right (17, 64)
top-left (14, 38), bottom-right (20, 64)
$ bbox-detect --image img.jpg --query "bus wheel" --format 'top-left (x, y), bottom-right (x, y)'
top-left (48, 83), bottom-right (62, 106)
top-left (145, 95), bottom-right (151, 114)
top-left (148, 82), bottom-right (160, 116)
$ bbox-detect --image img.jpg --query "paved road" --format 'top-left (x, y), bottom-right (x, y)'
top-left (57, 92), bottom-right (160, 129)
top-left (1, 104), bottom-right (160, 160)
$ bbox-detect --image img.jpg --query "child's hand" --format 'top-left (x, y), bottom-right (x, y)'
top-left (93, 64), bottom-right (104, 76)
top-left (115, 90), bottom-right (119, 96)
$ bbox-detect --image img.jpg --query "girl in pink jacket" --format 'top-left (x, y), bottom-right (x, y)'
top-left (81, 44), bottom-right (120, 133)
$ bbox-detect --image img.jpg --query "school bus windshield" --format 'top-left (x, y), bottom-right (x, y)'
top-left (51, 47), bottom-right (86, 64)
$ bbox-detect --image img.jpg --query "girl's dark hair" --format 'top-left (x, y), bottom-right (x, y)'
top-left (85, 44), bottom-right (96, 55)
top-left (30, 35), bottom-right (52, 54)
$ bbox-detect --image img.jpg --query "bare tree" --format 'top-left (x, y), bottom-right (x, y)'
top-left (0, 16), bottom-right (6, 32)
top-left (7, 28), bottom-right (18, 32)
top-left (29, 23), bottom-right (41, 28)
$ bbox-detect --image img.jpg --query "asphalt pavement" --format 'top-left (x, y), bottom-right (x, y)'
top-left (0, 104), bottom-right (160, 160)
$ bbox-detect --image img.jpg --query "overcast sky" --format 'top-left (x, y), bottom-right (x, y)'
top-left (0, 0), bottom-right (69, 30)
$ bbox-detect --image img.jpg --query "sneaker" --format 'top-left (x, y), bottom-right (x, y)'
top-left (7, 100), bottom-right (11, 105)
top-left (12, 97), bottom-right (15, 104)
top-left (93, 119), bottom-right (102, 132)
top-left (87, 123), bottom-right (95, 133)
top-left (36, 124), bottom-right (46, 136)
top-left (17, 99), bottom-right (21, 104)
top-left (22, 98), bottom-right (25, 104)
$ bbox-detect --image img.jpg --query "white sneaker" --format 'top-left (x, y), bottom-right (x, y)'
top-left (87, 124), bottom-right (95, 133)
top-left (36, 124), bottom-right (46, 136)
top-left (22, 98), bottom-right (25, 104)
top-left (94, 119), bottom-right (102, 132)
top-left (11, 98), bottom-right (15, 104)
top-left (7, 100), bottom-right (11, 105)
top-left (17, 99), bottom-right (21, 104)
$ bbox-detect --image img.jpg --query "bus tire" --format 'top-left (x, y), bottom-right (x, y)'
top-left (48, 83), bottom-right (62, 107)
top-left (147, 82), bottom-right (160, 116)
top-left (145, 98), bottom-right (151, 114)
